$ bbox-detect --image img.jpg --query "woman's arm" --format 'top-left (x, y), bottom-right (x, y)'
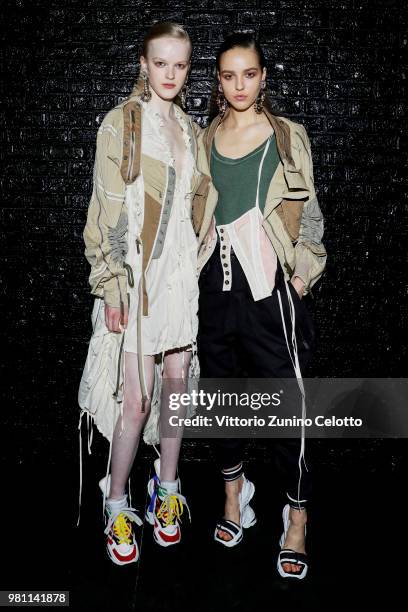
top-left (291, 125), bottom-right (327, 296)
top-left (83, 107), bottom-right (128, 310)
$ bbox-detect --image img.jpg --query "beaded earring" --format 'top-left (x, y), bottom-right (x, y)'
top-left (140, 70), bottom-right (152, 102)
top-left (217, 83), bottom-right (228, 117)
top-left (254, 80), bottom-right (266, 114)
top-left (180, 83), bottom-right (189, 109)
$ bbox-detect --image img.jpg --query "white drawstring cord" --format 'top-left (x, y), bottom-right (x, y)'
top-left (122, 345), bottom-right (133, 509)
top-left (277, 282), bottom-right (308, 513)
top-left (255, 136), bottom-right (271, 211)
top-left (128, 474), bottom-right (132, 509)
top-left (77, 409), bottom-right (85, 527)
top-left (119, 328), bottom-right (127, 437)
top-left (102, 423), bottom-right (114, 520)
top-left (87, 411), bottom-right (94, 454)
top-left (77, 408), bottom-right (96, 527)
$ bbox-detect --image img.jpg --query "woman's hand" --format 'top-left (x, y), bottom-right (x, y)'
top-left (104, 304), bottom-right (128, 333)
top-left (290, 276), bottom-right (306, 299)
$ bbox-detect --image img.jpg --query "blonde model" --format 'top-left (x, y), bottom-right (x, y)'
top-left (77, 22), bottom-right (209, 565)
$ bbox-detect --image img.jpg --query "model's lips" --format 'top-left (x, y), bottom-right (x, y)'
top-left (234, 95), bottom-right (248, 101)
top-left (162, 83), bottom-right (176, 88)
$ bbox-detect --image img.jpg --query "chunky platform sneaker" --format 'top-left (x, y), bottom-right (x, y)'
top-left (145, 459), bottom-right (190, 547)
top-left (99, 475), bottom-right (143, 566)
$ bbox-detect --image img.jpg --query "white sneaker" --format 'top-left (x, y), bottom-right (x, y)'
top-left (145, 459), bottom-right (190, 547)
top-left (99, 475), bottom-right (142, 566)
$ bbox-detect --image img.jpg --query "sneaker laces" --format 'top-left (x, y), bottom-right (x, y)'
top-left (156, 489), bottom-right (191, 527)
top-left (104, 507), bottom-right (143, 543)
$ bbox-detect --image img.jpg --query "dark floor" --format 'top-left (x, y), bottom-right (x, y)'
top-left (3, 430), bottom-right (405, 611)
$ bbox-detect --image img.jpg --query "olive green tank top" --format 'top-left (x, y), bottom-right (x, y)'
top-left (211, 134), bottom-right (280, 226)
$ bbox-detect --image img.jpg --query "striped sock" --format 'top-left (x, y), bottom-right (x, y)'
top-left (221, 462), bottom-right (243, 482)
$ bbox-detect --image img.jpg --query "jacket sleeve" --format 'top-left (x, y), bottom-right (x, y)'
top-left (292, 125), bottom-right (327, 294)
top-left (83, 108), bottom-right (128, 308)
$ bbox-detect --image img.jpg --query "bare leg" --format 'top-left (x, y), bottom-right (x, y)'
top-left (159, 348), bottom-right (192, 482)
top-left (109, 351), bottom-right (155, 499)
top-left (281, 508), bottom-right (307, 574)
top-left (217, 468), bottom-right (243, 541)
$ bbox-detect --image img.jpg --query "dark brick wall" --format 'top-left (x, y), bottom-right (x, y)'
top-left (1, 1), bottom-right (407, 462)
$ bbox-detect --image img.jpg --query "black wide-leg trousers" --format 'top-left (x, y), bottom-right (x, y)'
top-left (197, 241), bottom-right (315, 507)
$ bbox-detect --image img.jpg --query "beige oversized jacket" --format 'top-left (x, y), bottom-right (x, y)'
top-left (83, 94), bottom-right (208, 309)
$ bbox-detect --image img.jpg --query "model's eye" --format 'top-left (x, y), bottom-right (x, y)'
top-left (176, 63), bottom-right (187, 69)
top-left (246, 72), bottom-right (256, 78)
top-left (155, 61), bottom-right (165, 67)
top-left (223, 74), bottom-right (232, 80)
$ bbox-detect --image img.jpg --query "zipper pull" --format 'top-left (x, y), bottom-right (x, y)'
top-left (136, 237), bottom-right (141, 254)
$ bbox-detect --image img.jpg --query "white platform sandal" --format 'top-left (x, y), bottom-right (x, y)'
top-left (214, 475), bottom-right (256, 548)
top-left (277, 504), bottom-right (309, 579)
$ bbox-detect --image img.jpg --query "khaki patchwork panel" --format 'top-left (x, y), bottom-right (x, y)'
top-left (140, 192), bottom-right (161, 315)
top-left (141, 153), bottom-right (166, 202)
top-left (276, 198), bottom-right (306, 242)
top-left (121, 100), bottom-right (141, 185)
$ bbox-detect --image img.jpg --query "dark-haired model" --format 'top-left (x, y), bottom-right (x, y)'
top-left (196, 33), bottom-right (327, 579)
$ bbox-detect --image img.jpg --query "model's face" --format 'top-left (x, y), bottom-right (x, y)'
top-left (140, 36), bottom-right (191, 101)
top-left (218, 47), bottom-right (266, 112)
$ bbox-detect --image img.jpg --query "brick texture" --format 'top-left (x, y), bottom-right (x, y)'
top-left (1, 1), bottom-right (407, 462)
